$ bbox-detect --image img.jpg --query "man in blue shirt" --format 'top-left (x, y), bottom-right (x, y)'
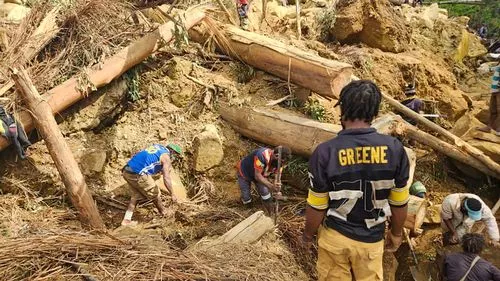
top-left (121, 143), bottom-right (182, 226)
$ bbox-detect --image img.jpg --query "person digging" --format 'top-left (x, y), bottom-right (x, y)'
top-left (441, 193), bottom-right (499, 248)
top-left (236, 146), bottom-right (292, 215)
top-left (121, 143), bottom-right (182, 226)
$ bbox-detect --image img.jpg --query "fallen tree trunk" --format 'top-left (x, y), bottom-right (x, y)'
top-left (12, 68), bottom-right (105, 229)
top-left (381, 92), bottom-right (500, 177)
top-left (190, 19), bottom-right (353, 98)
top-left (0, 8), bottom-right (206, 151)
top-left (220, 105), bottom-right (499, 180)
top-left (220, 105), bottom-right (341, 157)
top-left (219, 106), bottom-right (399, 157)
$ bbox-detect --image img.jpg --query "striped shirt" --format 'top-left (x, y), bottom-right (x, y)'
top-left (492, 66), bottom-right (500, 93)
top-left (308, 128), bottom-right (410, 243)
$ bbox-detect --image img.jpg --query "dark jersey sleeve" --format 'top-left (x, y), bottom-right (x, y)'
top-left (307, 144), bottom-right (330, 210)
top-left (389, 140), bottom-right (410, 207)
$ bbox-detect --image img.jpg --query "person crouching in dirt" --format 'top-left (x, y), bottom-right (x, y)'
top-left (236, 146), bottom-right (291, 214)
top-left (121, 143), bottom-right (182, 226)
top-left (441, 193), bottom-right (499, 248)
top-left (236, 0), bottom-right (250, 30)
top-left (303, 80), bottom-right (410, 281)
top-left (442, 233), bottom-right (500, 281)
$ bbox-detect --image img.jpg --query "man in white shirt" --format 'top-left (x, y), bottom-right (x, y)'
top-left (441, 193), bottom-right (499, 247)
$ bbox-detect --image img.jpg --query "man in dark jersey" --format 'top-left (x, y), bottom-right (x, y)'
top-left (121, 143), bottom-right (182, 226)
top-left (443, 233), bottom-right (500, 281)
top-left (237, 146), bottom-right (291, 214)
top-left (303, 80), bottom-right (410, 281)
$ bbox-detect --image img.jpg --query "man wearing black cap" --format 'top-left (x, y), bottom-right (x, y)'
top-left (441, 193), bottom-right (499, 247)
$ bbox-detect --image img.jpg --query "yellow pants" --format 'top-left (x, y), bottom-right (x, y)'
top-left (317, 226), bottom-right (384, 281)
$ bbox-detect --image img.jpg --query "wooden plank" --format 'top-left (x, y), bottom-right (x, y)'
top-left (212, 211), bottom-right (274, 244)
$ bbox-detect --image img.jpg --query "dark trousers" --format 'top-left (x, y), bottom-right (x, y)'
top-left (1, 121), bottom-right (31, 159)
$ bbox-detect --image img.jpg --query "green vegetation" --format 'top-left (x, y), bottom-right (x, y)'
top-left (437, 0), bottom-right (499, 38)
top-left (125, 67), bottom-right (140, 102)
top-left (304, 98), bottom-right (327, 121)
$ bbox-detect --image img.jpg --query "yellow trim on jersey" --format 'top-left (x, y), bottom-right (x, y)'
top-left (388, 187), bottom-right (410, 206)
top-left (307, 189), bottom-right (329, 210)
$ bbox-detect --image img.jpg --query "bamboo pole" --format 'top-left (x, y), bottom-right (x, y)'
top-left (0, 8), bottom-right (206, 152)
top-left (381, 92), bottom-right (500, 177)
top-left (12, 67), bottom-right (105, 229)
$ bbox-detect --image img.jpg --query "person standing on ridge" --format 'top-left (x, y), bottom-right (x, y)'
top-left (303, 80), bottom-right (410, 281)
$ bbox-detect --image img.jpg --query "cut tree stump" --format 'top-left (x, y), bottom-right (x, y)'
top-left (211, 211), bottom-right (274, 245)
top-left (0, 8), bottom-right (206, 152)
top-left (190, 20), bottom-right (353, 98)
top-left (12, 67), bottom-right (105, 229)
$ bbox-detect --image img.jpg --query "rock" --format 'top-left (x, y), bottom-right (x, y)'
top-left (330, 0), bottom-right (411, 53)
top-left (314, 0), bottom-right (327, 8)
top-left (80, 151), bottom-right (107, 175)
top-left (165, 57), bottom-right (192, 80)
top-left (451, 113), bottom-right (484, 139)
top-left (60, 79), bottom-right (127, 134)
top-left (0, 3), bottom-right (30, 23)
top-left (158, 129), bottom-right (169, 140)
top-left (472, 100), bottom-right (489, 125)
top-left (424, 204), bottom-right (441, 224)
top-left (170, 86), bottom-right (194, 108)
top-left (435, 85), bottom-right (468, 122)
top-left (193, 124), bottom-right (224, 172)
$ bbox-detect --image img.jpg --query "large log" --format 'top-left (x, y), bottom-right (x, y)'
top-left (0, 8), bottom-right (206, 151)
top-left (190, 20), bottom-right (353, 98)
top-left (219, 106), bottom-right (400, 157)
top-left (12, 68), bottom-right (105, 229)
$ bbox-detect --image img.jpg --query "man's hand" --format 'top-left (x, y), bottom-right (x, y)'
top-left (385, 231), bottom-right (403, 252)
top-left (171, 194), bottom-right (178, 203)
top-left (449, 232), bottom-right (459, 244)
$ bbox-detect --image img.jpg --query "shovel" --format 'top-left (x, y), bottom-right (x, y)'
top-left (404, 229), bottom-right (430, 281)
